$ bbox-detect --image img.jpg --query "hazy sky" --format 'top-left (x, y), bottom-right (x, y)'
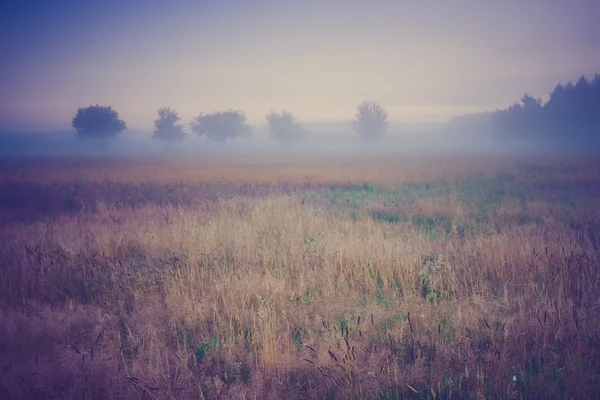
top-left (1, 0), bottom-right (599, 131)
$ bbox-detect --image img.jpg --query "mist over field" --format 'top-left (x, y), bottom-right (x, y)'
top-left (1, 115), bottom-right (597, 158)
top-left (2, 0), bottom-right (599, 157)
top-left (0, 122), bottom-right (501, 157)
top-left (2, 1), bottom-right (600, 399)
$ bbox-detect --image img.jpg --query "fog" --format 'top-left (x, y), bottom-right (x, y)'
top-left (2, 116), bottom-right (598, 158)
top-left (2, 74), bottom-right (599, 157)
top-left (1, 0), bottom-right (599, 157)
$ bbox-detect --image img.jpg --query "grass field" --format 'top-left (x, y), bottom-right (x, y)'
top-left (1, 155), bottom-right (599, 399)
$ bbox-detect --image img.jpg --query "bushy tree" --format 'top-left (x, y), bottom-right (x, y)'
top-left (492, 93), bottom-right (544, 139)
top-left (153, 107), bottom-right (185, 141)
top-left (72, 105), bottom-right (127, 139)
top-left (189, 109), bottom-right (253, 145)
top-left (265, 110), bottom-right (305, 144)
top-left (352, 101), bottom-right (389, 142)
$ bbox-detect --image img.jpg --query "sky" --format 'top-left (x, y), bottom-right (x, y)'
top-left (1, 0), bottom-right (599, 131)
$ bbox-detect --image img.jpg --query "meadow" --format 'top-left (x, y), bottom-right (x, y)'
top-left (0, 155), bottom-right (599, 399)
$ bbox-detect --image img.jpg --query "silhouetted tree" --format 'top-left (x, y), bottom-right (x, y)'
top-left (265, 110), bottom-right (305, 145)
top-left (494, 93), bottom-right (543, 129)
top-left (189, 109), bottom-right (253, 145)
top-left (72, 105), bottom-right (127, 139)
top-left (490, 73), bottom-right (600, 151)
top-left (352, 101), bottom-right (389, 142)
top-left (520, 93), bottom-right (543, 133)
top-left (520, 93), bottom-right (543, 111)
top-left (153, 107), bottom-right (185, 142)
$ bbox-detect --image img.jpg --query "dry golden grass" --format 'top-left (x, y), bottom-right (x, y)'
top-left (0, 155), bottom-right (599, 399)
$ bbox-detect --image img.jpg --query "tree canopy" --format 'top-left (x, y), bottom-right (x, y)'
top-left (189, 110), bottom-right (253, 145)
top-left (490, 74), bottom-right (600, 149)
top-left (71, 105), bottom-right (127, 139)
top-left (352, 101), bottom-right (389, 142)
top-left (153, 107), bottom-right (185, 142)
top-left (265, 110), bottom-right (305, 144)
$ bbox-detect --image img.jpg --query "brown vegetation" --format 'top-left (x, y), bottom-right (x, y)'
top-left (0, 156), bottom-right (599, 399)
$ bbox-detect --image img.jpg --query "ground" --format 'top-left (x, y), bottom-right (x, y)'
top-left (0, 155), bottom-right (599, 399)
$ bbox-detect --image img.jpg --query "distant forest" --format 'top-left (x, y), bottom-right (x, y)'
top-left (449, 74), bottom-right (600, 152)
top-left (1, 74), bottom-right (599, 156)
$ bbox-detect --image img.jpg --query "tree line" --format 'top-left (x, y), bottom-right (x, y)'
top-left (71, 101), bottom-right (389, 146)
top-left (490, 74), bottom-right (600, 147)
top-left (72, 73), bottom-right (599, 150)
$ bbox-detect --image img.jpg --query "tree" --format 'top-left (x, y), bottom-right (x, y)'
top-left (189, 109), bottom-right (253, 145)
top-left (265, 110), bottom-right (305, 145)
top-left (491, 93), bottom-right (544, 143)
top-left (153, 107), bottom-right (185, 142)
top-left (520, 93), bottom-right (543, 111)
top-left (489, 73), bottom-right (600, 151)
top-left (72, 105), bottom-right (127, 139)
top-left (352, 101), bottom-right (389, 142)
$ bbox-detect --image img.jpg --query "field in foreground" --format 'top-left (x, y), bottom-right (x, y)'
top-left (0, 155), bottom-right (599, 399)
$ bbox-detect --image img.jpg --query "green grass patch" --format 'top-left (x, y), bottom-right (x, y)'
top-left (412, 214), bottom-right (453, 240)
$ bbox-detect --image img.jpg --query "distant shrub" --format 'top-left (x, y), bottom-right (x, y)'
top-left (72, 105), bottom-right (127, 140)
